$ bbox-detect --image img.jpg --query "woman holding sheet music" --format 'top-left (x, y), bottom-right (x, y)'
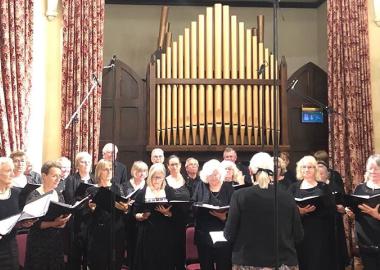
top-left (24, 161), bottom-right (70, 270)
top-left (224, 152), bottom-right (304, 270)
top-left (133, 163), bottom-right (176, 270)
top-left (288, 156), bottom-right (336, 270)
top-left (192, 159), bottom-right (234, 270)
top-left (166, 155), bottom-right (190, 270)
top-left (86, 159), bottom-right (128, 270)
top-left (352, 154), bottom-right (380, 270)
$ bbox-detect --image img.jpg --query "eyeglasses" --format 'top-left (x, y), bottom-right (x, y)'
top-left (169, 163), bottom-right (180, 167)
top-left (301, 165), bottom-right (315, 169)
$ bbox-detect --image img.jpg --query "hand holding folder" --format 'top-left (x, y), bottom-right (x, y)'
top-left (344, 194), bottom-right (380, 217)
top-left (42, 195), bottom-right (91, 221)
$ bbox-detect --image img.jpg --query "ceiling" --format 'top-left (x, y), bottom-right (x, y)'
top-left (105, 0), bottom-right (327, 9)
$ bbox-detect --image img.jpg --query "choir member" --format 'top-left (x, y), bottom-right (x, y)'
top-left (166, 155), bottom-right (191, 270)
top-left (56, 156), bottom-right (71, 194)
top-left (133, 163), bottom-right (175, 270)
top-left (352, 154), bottom-right (380, 270)
top-left (223, 147), bottom-right (250, 184)
top-left (192, 159), bottom-right (234, 270)
top-left (24, 161), bottom-right (71, 270)
top-left (288, 156), bottom-right (336, 270)
top-left (102, 143), bottom-right (128, 185)
top-left (220, 160), bottom-right (245, 186)
top-left (63, 152), bottom-right (95, 270)
top-left (123, 161), bottom-right (148, 270)
top-left (224, 152), bottom-right (304, 270)
top-left (276, 157), bottom-right (294, 190)
top-left (150, 148), bottom-right (165, 164)
top-left (10, 150), bottom-right (35, 188)
top-left (314, 150), bottom-right (345, 188)
top-left (184, 157), bottom-right (201, 197)
top-left (317, 160), bottom-right (349, 269)
top-left (279, 152), bottom-right (297, 185)
top-left (86, 159), bottom-right (129, 270)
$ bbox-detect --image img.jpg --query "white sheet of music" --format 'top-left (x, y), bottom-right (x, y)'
top-left (19, 193), bottom-right (52, 221)
top-left (0, 213), bottom-right (22, 235)
top-left (209, 231), bottom-right (227, 244)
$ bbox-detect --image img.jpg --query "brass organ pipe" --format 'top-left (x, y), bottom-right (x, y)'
top-left (246, 28), bottom-right (253, 145)
top-left (166, 47), bottom-right (172, 145)
top-left (238, 22), bottom-right (246, 145)
top-left (257, 15), bottom-right (265, 145)
top-left (222, 5), bottom-right (231, 145)
top-left (252, 28), bottom-right (259, 145)
top-left (214, 3), bottom-right (223, 145)
top-left (156, 59), bottom-right (161, 144)
top-left (172, 41), bottom-right (178, 145)
top-left (161, 53), bottom-right (166, 144)
top-left (231, 15), bottom-right (238, 145)
top-left (190, 21), bottom-right (198, 145)
top-left (265, 48), bottom-right (271, 143)
top-left (184, 28), bottom-right (191, 145)
top-left (178, 35), bottom-right (184, 145)
top-left (206, 7), bottom-right (214, 145)
top-left (198, 14), bottom-right (205, 145)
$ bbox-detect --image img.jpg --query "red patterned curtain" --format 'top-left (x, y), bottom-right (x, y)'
top-left (0, 0), bottom-right (33, 156)
top-left (327, 0), bottom-right (374, 191)
top-left (61, 0), bottom-right (104, 163)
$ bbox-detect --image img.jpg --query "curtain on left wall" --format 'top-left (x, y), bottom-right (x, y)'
top-left (0, 0), bottom-right (34, 156)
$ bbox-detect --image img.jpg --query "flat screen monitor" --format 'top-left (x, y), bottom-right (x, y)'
top-left (301, 106), bottom-right (324, 123)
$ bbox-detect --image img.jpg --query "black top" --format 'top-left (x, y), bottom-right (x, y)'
top-left (236, 162), bottom-right (252, 184)
top-left (192, 181), bottom-right (234, 246)
top-left (289, 181), bottom-right (336, 270)
top-left (184, 174), bottom-right (201, 198)
top-left (0, 188), bottom-right (20, 241)
top-left (353, 183), bottom-right (380, 249)
top-left (112, 161), bottom-right (128, 185)
top-left (224, 185), bottom-right (303, 267)
top-left (63, 172), bottom-right (95, 205)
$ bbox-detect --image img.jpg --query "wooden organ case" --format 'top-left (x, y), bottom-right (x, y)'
top-left (146, 4), bottom-right (289, 153)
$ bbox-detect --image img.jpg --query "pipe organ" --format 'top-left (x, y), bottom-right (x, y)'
top-left (148, 4), bottom-right (289, 151)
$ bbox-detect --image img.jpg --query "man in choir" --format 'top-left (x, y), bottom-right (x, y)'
top-left (150, 148), bottom-right (165, 164)
top-left (102, 143), bottom-right (128, 185)
top-left (224, 152), bottom-right (303, 270)
top-left (222, 147), bottom-right (250, 184)
top-left (9, 150), bottom-right (29, 188)
top-left (24, 157), bottom-right (42, 184)
top-left (184, 157), bottom-right (201, 196)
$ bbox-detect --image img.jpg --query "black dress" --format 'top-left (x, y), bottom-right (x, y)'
top-left (353, 183), bottom-right (380, 270)
top-left (63, 173), bottom-right (95, 270)
top-left (133, 185), bottom-right (176, 270)
top-left (288, 181), bottom-right (336, 270)
top-left (24, 190), bottom-right (66, 270)
top-left (86, 184), bottom-right (126, 270)
top-left (192, 181), bottom-right (234, 270)
top-left (0, 188), bottom-right (20, 270)
top-left (168, 182), bottom-right (191, 270)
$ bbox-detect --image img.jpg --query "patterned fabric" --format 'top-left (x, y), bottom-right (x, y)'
top-left (327, 0), bottom-right (373, 191)
top-left (0, 0), bottom-right (33, 156)
top-left (61, 0), bottom-right (104, 164)
top-left (232, 265), bottom-right (298, 270)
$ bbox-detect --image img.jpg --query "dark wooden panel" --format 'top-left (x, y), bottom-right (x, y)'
top-left (286, 62), bottom-right (328, 171)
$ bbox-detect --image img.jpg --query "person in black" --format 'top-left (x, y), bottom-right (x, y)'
top-left (56, 156), bottom-right (71, 194)
top-left (24, 161), bottom-right (71, 270)
top-left (193, 159), bottom-right (234, 270)
top-left (133, 163), bottom-right (176, 270)
top-left (0, 157), bottom-right (34, 270)
top-left (122, 161), bottom-right (148, 270)
top-left (102, 143), bottom-right (128, 185)
top-left (86, 159), bottom-right (129, 270)
top-left (317, 160), bottom-right (349, 269)
top-left (223, 147), bottom-right (251, 184)
top-left (63, 151), bottom-right (95, 270)
top-left (224, 152), bottom-right (303, 270)
top-left (351, 154), bottom-right (380, 270)
top-left (166, 155), bottom-right (191, 270)
top-left (288, 155), bottom-right (336, 270)
top-left (184, 157), bottom-right (201, 197)
top-left (280, 152), bottom-right (297, 185)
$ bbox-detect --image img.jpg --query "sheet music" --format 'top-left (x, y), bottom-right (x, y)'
top-left (19, 193), bottom-right (52, 221)
top-left (209, 231), bottom-right (227, 244)
top-left (0, 213), bottom-right (22, 235)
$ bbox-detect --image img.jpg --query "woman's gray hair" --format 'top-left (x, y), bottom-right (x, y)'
top-left (296, 155), bottom-right (320, 181)
top-left (146, 163), bottom-right (167, 189)
top-left (249, 152), bottom-right (273, 189)
top-left (0, 157), bottom-right (14, 169)
top-left (199, 159), bottom-right (225, 184)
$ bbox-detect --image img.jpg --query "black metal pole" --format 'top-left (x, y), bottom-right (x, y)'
top-left (272, 1), bottom-right (280, 269)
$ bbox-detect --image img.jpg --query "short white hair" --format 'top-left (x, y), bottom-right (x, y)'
top-left (199, 159), bottom-right (225, 183)
top-left (57, 156), bottom-right (71, 167)
top-left (249, 152), bottom-right (273, 174)
top-left (102, 143), bottom-right (118, 154)
top-left (0, 157), bottom-right (14, 169)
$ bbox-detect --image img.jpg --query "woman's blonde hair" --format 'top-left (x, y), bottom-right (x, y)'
top-left (131, 161), bottom-right (148, 178)
top-left (95, 159), bottom-right (112, 183)
top-left (276, 157), bottom-right (287, 176)
top-left (146, 163), bottom-right (166, 190)
top-left (250, 152), bottom-right (273, 189)
top-left (364, 154), bottom-right (380, 181)
top-left (296, 155), bottom-right (320, 181)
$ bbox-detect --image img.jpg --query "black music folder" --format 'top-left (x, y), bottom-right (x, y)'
top-left (344, 193), bottom-right (380, 211)
top-left (74, 182), bottom-right (95, 199)
top-left (0, 193), bottom-right (51, 235)
top-left (294, 195), bottom-right (329, 209)
top-left (193, 203), bottom-right (230, 212)
top-left (92, 187), bottom-right (140, 212)
top-left (139, 199), bottom-right (191, 212)
top-left (232, 183), bottom-right (253, 190)
top-left (42, 195), bottom-right (91, 221)
top-left (19, 183), bottom-right (41, 207)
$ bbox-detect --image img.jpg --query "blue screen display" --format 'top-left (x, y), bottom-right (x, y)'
top-left (301, 111), bottom-right (324, 123)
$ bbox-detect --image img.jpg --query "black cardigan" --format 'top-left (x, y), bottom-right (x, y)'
top-left (224, 185), bottom-right (303, 267)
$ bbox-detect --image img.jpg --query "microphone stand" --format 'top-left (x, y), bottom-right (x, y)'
top-left (272, 0), bottom-right (280, 269)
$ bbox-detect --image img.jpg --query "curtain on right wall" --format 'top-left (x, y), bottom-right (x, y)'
top-left (327, 0), bottom-right (374, 191)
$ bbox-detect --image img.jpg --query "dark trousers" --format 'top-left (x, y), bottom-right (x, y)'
top-left (360, 248), bottom-right (380, 270)
top-left (196, 243), bottom-right (231, 270)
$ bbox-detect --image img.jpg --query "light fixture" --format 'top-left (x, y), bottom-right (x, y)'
top-left (46, 0), bottom-right (59, 21)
